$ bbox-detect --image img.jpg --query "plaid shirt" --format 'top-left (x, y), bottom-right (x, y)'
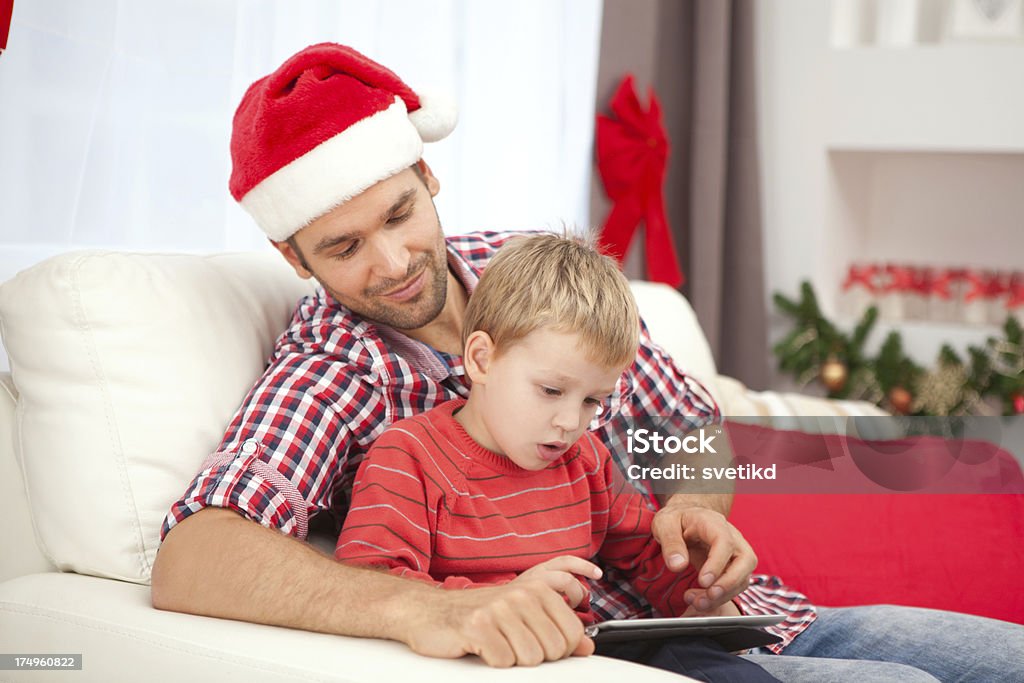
top-left (161, 230), bottom-right (815, 653)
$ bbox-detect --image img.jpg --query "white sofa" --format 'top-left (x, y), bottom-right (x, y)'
top-left (0, 250), bottom-right (883, 681)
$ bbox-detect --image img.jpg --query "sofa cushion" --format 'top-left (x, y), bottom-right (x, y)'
top-left (726, 422), bottom-right (1024, 624)
top-left (733, 492), bottom-right (1024, 624)
top-left (0, 251), bottom-right (314, 583)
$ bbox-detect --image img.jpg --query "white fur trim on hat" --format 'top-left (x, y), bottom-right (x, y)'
top-left (409, 90), bottom-right (458, 143)
top-left (240, 98), bottom-right (423, 241)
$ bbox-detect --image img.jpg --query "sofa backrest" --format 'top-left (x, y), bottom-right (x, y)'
top-left (0, 251), bottom-right (716, 584)
top-left (0, 251), bottom-right (316, 583)
top-left (0, 372), bottom-right (54, 583)
top-left (629, 281), bottom-right (719, 402)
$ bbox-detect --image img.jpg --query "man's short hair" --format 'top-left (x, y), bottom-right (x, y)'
top-left (462, 231), bottom-right (640, 368)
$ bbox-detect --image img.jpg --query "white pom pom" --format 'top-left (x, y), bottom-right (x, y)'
top-left (409, 90), bottom-right (458, 143)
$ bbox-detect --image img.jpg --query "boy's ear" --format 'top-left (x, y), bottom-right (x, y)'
top-left (463, 330), bottom-right (495, 384)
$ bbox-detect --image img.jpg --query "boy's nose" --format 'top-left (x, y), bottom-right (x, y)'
top-left (552, 406), bottom-right (582, 433)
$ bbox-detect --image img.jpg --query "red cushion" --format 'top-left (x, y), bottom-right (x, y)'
top-left (725, 422), bottom-right (1024, 624)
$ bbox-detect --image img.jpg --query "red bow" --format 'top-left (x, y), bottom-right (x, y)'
top-left (596, 75), bottom-right (684, 287)
top-left (885, 264), bottom-right (916, 293)
top-left (1007, 274), bottom-right (1024, 310)
top-left (965, 271), bottom-right (1007, 302)
top-left (913, 268), bottom-right (955, 299)
top-left (842, 264), bottom-right (880, 292)
top-left (0, 0), bottom-right (13, 54)
top-left (942, 269), bottom-right (966, 298)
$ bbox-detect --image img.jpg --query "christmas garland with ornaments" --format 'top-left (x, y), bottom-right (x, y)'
top-left (774, 282), bottom-right (1024, 417)
top-left (842, 263), bottom-right (1023, 325)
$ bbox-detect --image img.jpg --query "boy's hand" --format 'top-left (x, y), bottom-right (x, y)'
top-left (512, 556), bottom-right (603, 608)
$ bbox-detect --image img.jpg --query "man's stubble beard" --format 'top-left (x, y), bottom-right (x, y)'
top-left (292, 183), bottom-right (450, 332)
top-left (321, 234), bottom-right (450, 331)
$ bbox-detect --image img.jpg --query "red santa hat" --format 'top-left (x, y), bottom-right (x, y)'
top-left (229, 43), bottom-right (457, 241)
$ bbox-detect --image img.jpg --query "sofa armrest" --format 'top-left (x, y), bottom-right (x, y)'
top-left (715, 374), bottom-right (889, 428)
top-left (0, 573), bottom-right (689, 683)
top-left (0, 373), bottom-right (56, 583)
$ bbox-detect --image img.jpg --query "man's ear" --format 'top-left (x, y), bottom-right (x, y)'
top-left (463, 330), bottom-right (495, 384)
top-left (415, 158), bottom-right (441, 198)
top-left (270, 237), bottom-right (313, 279)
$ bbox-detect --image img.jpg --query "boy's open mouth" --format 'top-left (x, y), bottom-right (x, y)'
top-left (537, 442), bottom-right (569, 461)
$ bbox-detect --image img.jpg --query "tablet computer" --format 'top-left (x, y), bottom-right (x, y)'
top-left (585, 614), bottom-right (786, 650)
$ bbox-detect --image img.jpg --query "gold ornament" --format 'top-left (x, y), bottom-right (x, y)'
top-left (820, 356), bottom-right (849, 393)
top-left (888, 387), bottom-right (913, 415)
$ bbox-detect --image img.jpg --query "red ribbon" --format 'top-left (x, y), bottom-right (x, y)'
top-left (912, 268), bottom-right (954, 299)
top-left (964, 271), bottom-right (986, 302)
top-left (596, 75), bottom-right (684, 287)
top-left (930, 271), bottom-right (953, 299)
top-left (1007, 274), bottom-right (1024, 310)
top-left (842, 264), bottom-right (879, 293)
top-left (943, 269), bottom-right (967, 296)
top-left (913, 268), bottom-right (932, 297)
top-left (885, 264), bottom-right (916, 293)
top-left (0, 0), bottom-right (13, 54)
top-left (965, 271), bottom-right (1007, 302)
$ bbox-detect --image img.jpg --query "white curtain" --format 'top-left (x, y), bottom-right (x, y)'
top-left (0, 0), bottom-right (602, 370)
top-left (0, 0), bottom-right (602, 270)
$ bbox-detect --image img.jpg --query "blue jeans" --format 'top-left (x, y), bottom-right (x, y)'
top-left (740, 605), bottom-right (1024, 682)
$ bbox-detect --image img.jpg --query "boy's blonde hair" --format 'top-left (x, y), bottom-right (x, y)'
top-left (462, 231), bottom-right (640, 368)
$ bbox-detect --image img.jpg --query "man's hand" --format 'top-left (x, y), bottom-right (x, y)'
top-left (399, 580), bottom-right (595, 668)
top-left (651, 502), bottom-right (756, 613)
top-left (512, 555), bottom-right (602, 609)
top-left (154, 509), bottom-right (592, 668)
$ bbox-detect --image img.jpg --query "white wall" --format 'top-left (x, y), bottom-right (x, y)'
top-left (756, 1), bottom-right (833, 389)
top-left (756, 0), bottom-right (1024, 386)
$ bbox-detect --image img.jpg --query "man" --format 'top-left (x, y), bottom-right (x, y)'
top-left (152, 43), bottom-right (1023, 679)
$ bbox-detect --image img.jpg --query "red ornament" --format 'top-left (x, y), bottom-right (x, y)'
top-left (1013, 393), bottom-right (1024, 415)
top-left (596, 75), bottom-right (684, 288)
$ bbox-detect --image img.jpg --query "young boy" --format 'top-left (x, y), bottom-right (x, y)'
top-left (336, 233), bottom-right (777, 682)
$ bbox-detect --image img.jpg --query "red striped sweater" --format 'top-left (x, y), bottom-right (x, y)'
top-left (335, 398), bottom-right (698, 622)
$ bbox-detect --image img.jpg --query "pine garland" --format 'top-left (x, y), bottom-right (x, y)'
top-left (774, 281), bottom-right (1024, 416)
